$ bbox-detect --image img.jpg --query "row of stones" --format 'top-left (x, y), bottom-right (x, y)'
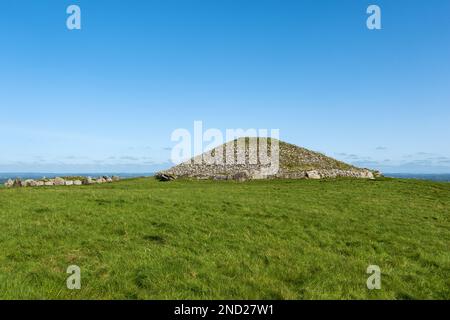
top-left (4, 176), bottom-right (120, 188)
top-left (157, 168), bottom-right (377, 181)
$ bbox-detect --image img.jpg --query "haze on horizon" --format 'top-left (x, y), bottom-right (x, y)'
top-left (0, 0), bottom-right (449, 174)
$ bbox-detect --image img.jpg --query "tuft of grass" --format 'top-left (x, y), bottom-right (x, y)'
top-left (0, 177), bottom-right (448, 299)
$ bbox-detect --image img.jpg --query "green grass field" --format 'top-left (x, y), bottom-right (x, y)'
top-left (0, 177), bottom-right (448, 299)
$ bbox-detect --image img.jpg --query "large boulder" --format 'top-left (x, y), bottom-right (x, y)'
top-left (232, 171), bottom-right (250, 182)
top-left (13, 179), bottom-right (23, 187)
top-left (73, 180), bottom-right (82, 186)
top-left (306, 170), bottom-right (321, 179)
top-left (30, 180), bottom-right (39, 187)
top-left (24, 179), bottom-right (37, 187)
top-left (155, 173), bottom-right (175, 181)
top-left (373, 170), bottom-right (383, 178)
top-left (4, 179), bottom-right (14, 188)
top-left (361, 170), bottom-right (375, 179)
top-left (213, 175), bottom-right (228, 181)
top-left (97, 177), bottom-right (106, 184)
top-left (54, 177), bottom-right (65, 186)
top-left (65, 180), bottom-right (74, 186)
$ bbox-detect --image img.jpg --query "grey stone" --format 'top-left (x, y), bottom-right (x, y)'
top-left (306, 170), bottom-right (321, 179)
top-left (4, 179), bottom-right (14, 188)
top-left (13, 179), bottom-right (23, 187)
top-left (54, 177), bottom-right (65, 186)
top-left (155, 173), bottom-right (175, 181)
top-left (232, 171), bottom-right (249, 182)
top-left (213, 175), bottom-right (228, 181)
top-left (24, 179), bottom-right (37, 187)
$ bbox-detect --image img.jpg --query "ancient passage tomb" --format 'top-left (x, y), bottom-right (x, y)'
top-left (156, 138), bottom-right (380, 181)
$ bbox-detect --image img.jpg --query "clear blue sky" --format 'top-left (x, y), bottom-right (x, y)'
top-left (0, 0), bottom-right (449, 173)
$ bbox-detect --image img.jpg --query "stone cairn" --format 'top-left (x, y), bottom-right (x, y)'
top-left (156, 138), bottom-right (382, 182)
top-left (3, 176), bottom-right (120, 188)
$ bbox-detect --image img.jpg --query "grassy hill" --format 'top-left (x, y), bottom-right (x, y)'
top-left (0, 177), bottom-right (448, 299)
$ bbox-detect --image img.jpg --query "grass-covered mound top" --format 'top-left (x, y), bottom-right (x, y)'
top-left (275, 139), bottom-right (355, 171)
top-left (0, 177), bottom-right (448, 299)
top-left (158, 137), bottom-right (376, 180)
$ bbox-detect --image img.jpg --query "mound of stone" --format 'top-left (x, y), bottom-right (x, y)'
top-left (156, 137), bottom-right (380, 181)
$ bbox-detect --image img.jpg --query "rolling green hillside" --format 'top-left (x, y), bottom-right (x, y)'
top-left (0, 177), bottom-right (448, 299)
